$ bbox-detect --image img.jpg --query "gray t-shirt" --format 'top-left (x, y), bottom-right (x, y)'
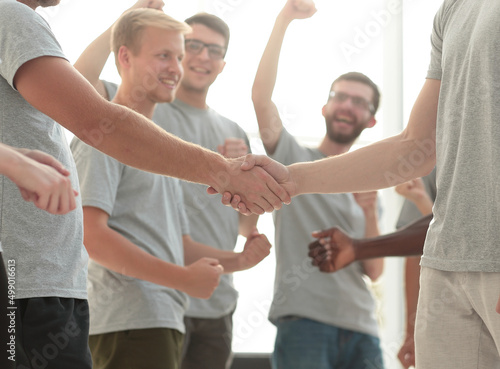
top-left (422, 0), bottom-right (500, 272)
top-left (0, 0), bottom-right (87, 299)
top-left (396, 168), bottom-right (436, 229)
top-left (71, 136), bottom-right (189, 335)
top-left (268, 129), bottom-right (379, 338)
top-left (104, 81), bottom-right (248, 318)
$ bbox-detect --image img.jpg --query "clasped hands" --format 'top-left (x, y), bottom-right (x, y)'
top-left (207, 154), bottom-right (296, 215)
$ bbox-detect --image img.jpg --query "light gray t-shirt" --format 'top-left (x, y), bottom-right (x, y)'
top-left (71, 137), bottom-right (189, 335)
top-left (396, 168), bottom-right (436, 229)
top-left (0, 0), bottom-right (87, 299)
top-left (422, 0), bottom-right (500, 273)
top-left (104, 81), bottom-right (247, 318)
top-left (268, 129), bottom-right (379, 338)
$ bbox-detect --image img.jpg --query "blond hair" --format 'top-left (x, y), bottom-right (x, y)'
top-left (111, 8), bottom-right (191, 57)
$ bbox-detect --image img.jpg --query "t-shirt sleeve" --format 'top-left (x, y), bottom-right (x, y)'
top-left (71, 138), bottom-right (123, 216)
top-left (0, 2), bottom-right (67, 88)
top-left (270, 128), bottom-right (310, 165)
top-left (426, 1), bottom-right (449, 80)
top-left (102, 80), bottom-right (119, 101)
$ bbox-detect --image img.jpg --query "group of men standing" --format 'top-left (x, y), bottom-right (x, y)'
top-left (1, 0), bottom-right (499, 369)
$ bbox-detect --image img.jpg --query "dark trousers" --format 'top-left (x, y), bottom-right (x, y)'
top-left (13, 296), bottom-right (92, 369)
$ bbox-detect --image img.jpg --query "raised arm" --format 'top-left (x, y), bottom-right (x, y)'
top-left (252, 0), bottom-right (316, 154)
top-left (73, 0), bottom-right (164, 98)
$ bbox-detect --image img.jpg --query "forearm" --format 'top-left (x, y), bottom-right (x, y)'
top-left (73, 24), bottom-right (112, 92)
top-left (252, 12), bottom-right (292, 153)
top-left (84, 221), bottom-right (187, 290)
top-left (183, 237), bottom-right (241, 273)
top-left (238, 213), bottom-right (259, 238)
top-left (360, 209), bottom-right (383, 280)
top-left (291, 133), bottom-right (435, 195)
top-left (404, 256), bottom-right (420, 336)
top-left (290, 79), bottom-right (440, 195)
top-left (0, 144), bottom-right (25, 178)
top-left (252, 12), bottom-right (291, 104)
top-left (83, 103), bottom-right (226, 186)
top-left (353, 214), bottom-right (432, 260)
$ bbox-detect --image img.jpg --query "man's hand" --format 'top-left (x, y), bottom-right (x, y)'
top-left (353, 191), bottom-right (378, 214)
top-left (395, 178), bottom-right (427, 203)
top-left (217, 138), bottom-right (249, 159)
top-left (182, 257), bottom-right (223, 299)
top-left (129, 0), bottom-right (164, 11)
top-left (8, 149), bottom-right (78, 215)
top-left (209, 154), bottom-right (296, 215)
top-left (497, 295), bottom-right (500, 314)
top-left (208, 155), bottom-right (293, 215)
top-left (238, 228), bottom-right (272, 270)
top-left (397, 334), bottom-right (416, 369)
top-left (308, 227), bottom-right (356, 273)
top-left (280, 0), bottom-right (317, 22)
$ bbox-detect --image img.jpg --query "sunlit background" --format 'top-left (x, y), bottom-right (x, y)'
top-left (40, 1), bottom-right (442, 367)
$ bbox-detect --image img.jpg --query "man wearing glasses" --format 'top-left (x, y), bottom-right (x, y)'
top-left (74, 2), bottom-right (260, 369)
top-left (252, 1), bottom-right (385, 368)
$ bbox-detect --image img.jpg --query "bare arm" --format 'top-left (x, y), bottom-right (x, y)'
top-left (83, 206), bottom-right (223, 299)
top-left (252, 0), bottom-right (316, 154)
top-left (14, 56), bottom-right (289, 213)
top-left (398, 256), bottom-right (420, 368)
top-left (308, 214), bottom-right (431, 272)
top-left (395, 176), bottom-right (433, 368)
top-left (353, 192), bottom-right (384, 281)
top-left (0, 143), bottom-right (77, 214)
top-left (183, 231), bottom-right (271, 273)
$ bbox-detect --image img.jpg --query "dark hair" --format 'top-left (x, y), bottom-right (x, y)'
top-left (184, 13), bottom-right (230, 50)
top-left (331, 72), bottom-right (381, 114)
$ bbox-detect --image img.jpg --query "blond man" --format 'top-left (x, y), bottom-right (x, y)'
top-left (71, 9), bottom-right (271, 369)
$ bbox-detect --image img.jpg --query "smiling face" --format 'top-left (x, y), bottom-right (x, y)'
top-left (180, 23), bottom-right (226, 94)
top-left (123, 26), bottom-right (184, 105)
top-left (322, 80), bottom-right (377, 144)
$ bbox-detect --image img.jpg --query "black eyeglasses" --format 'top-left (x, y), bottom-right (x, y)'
top-left (185, 39), bottom-right (226, 60)
top-left (329, 91), bottom-right (375, 114)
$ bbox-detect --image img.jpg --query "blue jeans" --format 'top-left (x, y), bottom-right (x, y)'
top-left (272, 317), bottom-right (384, 369)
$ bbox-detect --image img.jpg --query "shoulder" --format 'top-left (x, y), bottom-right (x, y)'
top-left (0, 1), bottom-right (49, 28)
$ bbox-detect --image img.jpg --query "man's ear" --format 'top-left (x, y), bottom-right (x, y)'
top-left (217, 60), bottom-right (226, 76)
top-left (366, 116), bottom-right (377, 128)
top-left (117, 45), bottom-right (132, 70)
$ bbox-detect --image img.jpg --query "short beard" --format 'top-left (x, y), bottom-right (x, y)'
top-left (325, 115), bottom-right (367, 145)
top-left (37, 0), bottom-right (60, 7)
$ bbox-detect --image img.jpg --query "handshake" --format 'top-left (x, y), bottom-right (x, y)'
top-left (207, 154), bottom-right (298, 215)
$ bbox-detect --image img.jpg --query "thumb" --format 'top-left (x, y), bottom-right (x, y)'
top-left (240, 154), bottom-right (256, 171)
top-left (311, 229), bottom-right (333, 239)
